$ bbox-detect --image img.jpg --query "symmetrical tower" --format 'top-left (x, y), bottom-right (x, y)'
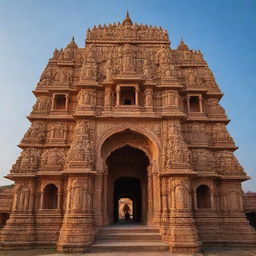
top-left (1, 12), bottom-right (255, 253)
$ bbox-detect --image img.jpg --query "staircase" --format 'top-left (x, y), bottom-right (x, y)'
top-left (91, 224), bottom-right (169, 252)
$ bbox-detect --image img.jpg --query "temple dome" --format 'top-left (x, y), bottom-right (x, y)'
top-left (122, 11), bottom-right (133, 26)
top-left (177, 39), bottom-right (189, 50)
top-left (66, 37), bottom-right (78, 49)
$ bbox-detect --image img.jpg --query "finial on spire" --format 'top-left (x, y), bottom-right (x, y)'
top-left (66, 36), bottom-right (78, 49)
top-left (122, 10), bottom-right (133, 26)
top-left (177, 38), bottom-right (189, 50)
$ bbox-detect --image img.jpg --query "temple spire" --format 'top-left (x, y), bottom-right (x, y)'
top-left (66, 36), bottom-right (78, 49)
top-left (122, 10), bottom-right (133, 26)
top-left (177, 38), bottom-right (189, 50)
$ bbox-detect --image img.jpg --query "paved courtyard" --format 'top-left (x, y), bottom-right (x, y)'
top-left (1, 247), bottom-right (256, 256)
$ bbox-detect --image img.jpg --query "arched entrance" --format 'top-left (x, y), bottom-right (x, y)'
top-left (96, 128), bottom-right (160, 227)
top-left (107, 145), bottom-right (149, 224)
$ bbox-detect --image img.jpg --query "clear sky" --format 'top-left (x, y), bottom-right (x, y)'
top-left (0, 0), bottom-right (255, 191)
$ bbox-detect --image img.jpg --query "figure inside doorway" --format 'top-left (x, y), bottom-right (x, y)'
top-left (122, 203), bottom-right (131, 221)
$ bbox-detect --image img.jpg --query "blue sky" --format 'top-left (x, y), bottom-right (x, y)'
top-left (0, 0), bottom-right (255, 191)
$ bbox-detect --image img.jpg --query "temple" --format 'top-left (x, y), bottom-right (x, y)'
top-left (1, 12), bottom-right (256, 253)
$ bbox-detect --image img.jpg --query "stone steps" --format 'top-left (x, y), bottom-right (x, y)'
top-left (96, 233), bottom-right (162, 241)
top-left (91, 224), bottom-right (169, 253)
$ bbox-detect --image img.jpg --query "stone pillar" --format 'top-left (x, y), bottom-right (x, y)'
top-left (94, 173), bottom-right (104, 227)
top-left (135, 86), bottom-right (139, 105)
top-left (210, 191), bottom-right (215, 209)
top-left (167, 177), bottom-right (201, 253)
top-left (51, 94), bottom-right (55, 110)
top-left (39, 192), bottom-right (44, 209)
top-left (152, 173), bottom-right (161, 225)
top-left (199, 95), bottom-right (203, 113)
top-left (187, 96), bottom-right (191, 112)
top-left (193, 189), bottom-right (198, 210)
top-left (116, 85), bottom-right (120, 106)
top-left (147, 170), bottom-right (154, 225)
top-left (160, 176), bottom-right (170, 238)
top-left (104, 86), bottom-right (111, 107)
top-left (65, 94), bottom-right (69, 112)
top-left (57, 191), bottom-right (61, 209)
top-left (103, 173), bottom-right (109, 225)
top-left (57, 175), bottom-right (95, 253)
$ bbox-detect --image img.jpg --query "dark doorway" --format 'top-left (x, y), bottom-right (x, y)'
top-left (107, 144), bottom-right (149, 224)
top-left (114, 177), bottom-right (141, 223)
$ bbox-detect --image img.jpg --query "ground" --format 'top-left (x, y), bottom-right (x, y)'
top-left (1, 248), bottom-right (256, 256)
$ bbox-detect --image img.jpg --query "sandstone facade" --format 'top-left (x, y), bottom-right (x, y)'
top-left (1, 13), bottom-right (255, 253)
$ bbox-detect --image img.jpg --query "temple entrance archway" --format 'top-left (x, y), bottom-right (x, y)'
top-left (97, 128), bottom-right (160, 226)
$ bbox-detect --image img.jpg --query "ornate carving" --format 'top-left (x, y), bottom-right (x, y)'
top-left (33, 96), bottom-right (50, 111)
top-left (77, 89), bottom-right (96, 107)
top-left (67, 121), bottom-right (95, 170)
top-left (215, 150), bottom-right (244, 175)
top-left (41, 148), bottom-right (65, 169)
top-left (206, 98), bottom-right (226, 115)
top-left (190, 149), bottom-right (215, 172)
top-left (47, 122), bottom-right (67, 143)
top-left (162, 90), bottom-right (179, 107)
top-left (68, 177), bottom-right (94, 212)
top-left (11, 148), bottom-right (40, 172)
top-left (162, 121), bottom-right (190, 169)
top-left (53, 67), bottom-right (73, 86)
top-left (13, 181), bottom-right (32, 211)
top-left (22, 121), bottom-right (46, 144)
top-left (144, 88), bottom-right (153, 107)
top-left (121, 44), bottom-right (137, 73)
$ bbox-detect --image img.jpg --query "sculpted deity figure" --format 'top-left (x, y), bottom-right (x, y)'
top-left (33, 96), bottom-right (49, 111)
top-left (143, 59), bottom-right (152, 79)
top-left (80, 46), bottom-right (97, 79)
top-left (48, 123), bottom-right (67, 141)
top-left (78, 89), bottom-right (96, 106)
top-left (122, 44), bottom-right (136, 73)
top-left (157, 45), bottom-right (171, 77)
top-left (104, 87), bottom-right (112, 106)
top-left (105, 59), bottom-right (113, 81)
top-left (175, 183), bottom-right (188, 209)
top-left (41, 148), bottom-right (64, 168)
top-left (187, 71), bottom-right (196, 85)
top-left (71, 179), bottom-right (83, 210)
top-left (163, 90), bottom-right (179, 106)
top-left (145, 88), bottom-right (153, 107)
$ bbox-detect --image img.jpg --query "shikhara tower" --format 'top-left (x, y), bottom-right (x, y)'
top-left (1, 12), bottom-right (255, 253)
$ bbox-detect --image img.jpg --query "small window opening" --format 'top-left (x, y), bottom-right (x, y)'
top-left (0, 213), bottom-right (10, 227)
top-left (189, 96), bottom-right (200, 112)
top-left (43, 184), bottom-right (58, 209)
top-left (120, 87), bottom-right (135, 105)
top-left (118, 198), bottom-right (133, 222)
top-left (197, 185), bottom-right (211, 209)
top-left (54, 95), bottom-right (66, 110)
